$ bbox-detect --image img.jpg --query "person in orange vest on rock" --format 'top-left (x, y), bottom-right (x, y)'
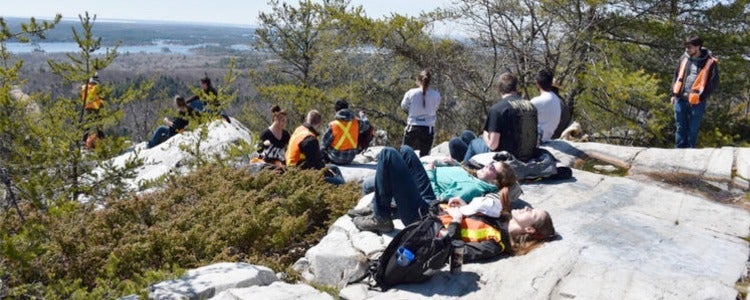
top-left (81, 74), bottom-right (105, 149)
top-left (322, 99), bottom-right (372, 165)
top-left (671, 35), bottom-right (719, 148)
top-left (286, 109), bottom-right (345, 185)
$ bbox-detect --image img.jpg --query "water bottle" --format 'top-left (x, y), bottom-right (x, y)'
top-left (450, 240), bottom-right (465, 274)
top-left (396, 246), bottom-right (415, 267)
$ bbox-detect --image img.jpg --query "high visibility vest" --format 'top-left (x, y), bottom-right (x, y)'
top-left (439, 214), bottom-right (505, 253)
top-left (330, 118), bottom-right (359, 151)
top-left (672, 55), bottom-right (718, 105)
top-left (81, 83), bottom-right (103, 111)
top-left (286, 125), bottom-right (315, 167)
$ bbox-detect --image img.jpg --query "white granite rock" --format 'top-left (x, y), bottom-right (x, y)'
top-left (211, 281), bottom-right (332, 300)
top-left (149, 262), bottom-right (277, 300)
top-left (302, 231), bottom-right (368, 288)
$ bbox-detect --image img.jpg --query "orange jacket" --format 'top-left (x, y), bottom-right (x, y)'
top-left (286, 125), bottom-right (315, 167)
top-left (81, 83), bottom-right (103, 111)
top-left (672, 55), bottom-right (718, 105)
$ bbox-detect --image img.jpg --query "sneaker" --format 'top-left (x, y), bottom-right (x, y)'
top-left (353, 214), bottom-right (394, 233)
top-left (347, 203), bottom-right (373, 217)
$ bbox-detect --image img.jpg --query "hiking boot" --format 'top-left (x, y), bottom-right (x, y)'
top-left (347, 203), bottom-right (373, 217)
top-left (353, 214), bottom-right (394, 233)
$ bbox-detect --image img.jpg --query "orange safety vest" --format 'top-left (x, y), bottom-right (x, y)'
top-left (330, 118), bottom-right (359, 151)
top-left (672, 55), bottom-right (718, 105)
top-left (286, 125), bottom-right (315, 167)
top-left (439, 213), bottom-right (505, 253)
top-left (81, 83), bottom-right (103, 111)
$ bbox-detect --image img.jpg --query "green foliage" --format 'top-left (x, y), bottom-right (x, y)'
top-left (1, 165), bottom-right (360, 298)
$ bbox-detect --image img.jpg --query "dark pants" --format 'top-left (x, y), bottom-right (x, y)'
top-left (674, 97), bottom-right (706, 148)
top-left (147, 126), bottom-right (174, 148)
top-left (448, 130), bottom-right (477, 162)
top-left (323, 165), bottom-right (345, 185)
top-left (371, 145), bottom-right (436, 225)
top-left (402, 125), bottom-right (434, 157)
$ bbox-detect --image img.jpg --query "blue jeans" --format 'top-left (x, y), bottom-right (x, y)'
top-left (147, 126), bottom-right (174, 148)
top-left (448, 130), bottom-right (477, 162)
top-left (674, 97), bottom-right (706, 148)
top-left (371, 145), bottom-right (436, 225)
top-left (323, 165), bottom-right (345, 185)
top-left (463, 137), bottom-right (492, 163)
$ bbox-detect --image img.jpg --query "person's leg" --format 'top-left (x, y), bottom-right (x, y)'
top-left (674, 98), bottom-right (689, 148)
top-left (420, 129), bottom-right (434, 156)
top-left (449, 130), bottom-right (476, 162)
top-left (463, 137), bottom-right (491, 163)
top-left (686, 100), bottom-right (706, 148)
top-left (398, 145), bottom-right (436, 205)
top-left (356, 147), bottom-right (424, 229)
top-left (323, 164), bottom-right (345, 185)
top-left (147, 126), bottom-right (171, 148)
top-left (361, 175), bottom-right (375, 195)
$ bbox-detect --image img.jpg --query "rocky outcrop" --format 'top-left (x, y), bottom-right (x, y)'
top-left (148, 262), bottom-right (278, 299)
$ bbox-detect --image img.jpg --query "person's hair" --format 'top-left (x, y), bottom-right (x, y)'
top-left (174, 95), bottom-right (186, 107)
top-left (334, 99), bottom-right (349, 112)
top-left (200, 76), bottom-right (212, 86)
top-left (463, 161), bottom-right (517, 190)
top-left (684, 35), bottom-right (703, 47)
top-left (271, 105), bottom-right (287, 121)
top-left (306, 109), bottom-right (322, 126)
top-left (497, 72), bottom-right (518, 94)
top-left (418, 69), bottom-right (431, 108)
top-left (535, 69), bottom-right (554, 91)
top-left (511, 210), bottom-right (556, 255)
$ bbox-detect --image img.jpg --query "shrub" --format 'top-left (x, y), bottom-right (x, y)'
top-left (0, 165), bottom-right (361, 298)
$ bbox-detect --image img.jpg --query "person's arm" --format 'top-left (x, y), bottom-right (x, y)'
top-left (482, 130), bottom-right (500, 151)
top-left (321, 124), bottom-right (334, 150)
top-left (300, 136), bottom-right (325, 170)
top-left (400, 91), bottom-right (411, 111)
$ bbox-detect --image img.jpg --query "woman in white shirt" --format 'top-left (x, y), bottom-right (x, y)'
top-left (401, 69), bottom-right (441, 156)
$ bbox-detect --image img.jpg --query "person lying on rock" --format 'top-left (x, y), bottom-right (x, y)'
top-left (351, 145), bottom-right (556, 259)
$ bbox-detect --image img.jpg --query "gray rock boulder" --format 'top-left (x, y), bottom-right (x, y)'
top-left (148, 262), bottom-right (277, 299)
top-left (211, 282), bottom-right (333, 300)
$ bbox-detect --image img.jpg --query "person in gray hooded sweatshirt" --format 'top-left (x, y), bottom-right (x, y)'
top-left (670, 35), bottom-right (719, 148)
top-left (322, 99), bottom-right (372, 165)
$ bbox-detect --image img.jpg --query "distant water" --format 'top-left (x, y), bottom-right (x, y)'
top-left (5, 41), bottom-right (252, 55)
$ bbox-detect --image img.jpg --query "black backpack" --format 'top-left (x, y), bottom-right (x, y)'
top-left (371, 214), bottom-right (453, 291)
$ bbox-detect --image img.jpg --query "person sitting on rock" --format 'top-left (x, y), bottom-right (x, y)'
top-left (321, 99), bottom-right (372, 165)
top-left (147, 95), bottom-right (196, 149)
top-left (286, 109), bottom-right (345, 185)
top-left (256, 105), bottom-right (290, 168)
top-left (351, 145), bottom-right (556, 259)
top-left (187, 75), bottom-right (231, 123)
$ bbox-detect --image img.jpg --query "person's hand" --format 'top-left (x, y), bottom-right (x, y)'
top-left (163, 117), bottom-right (172, 126)
top-left (447, 197), bottom-right (466, 208)
top-left (441, 156), bottom-right (456, 165)
top-left (425, 161), bottom-right (435, 170)
top-left (263, 140), bottom-right (271, 147)
top-left (670, 96), bottom-right (676, 105)
top-left (446, 206), bottom-right (464, 222)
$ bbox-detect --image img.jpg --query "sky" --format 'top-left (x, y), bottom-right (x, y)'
top-left (2, 0), bottom-right (453, 26)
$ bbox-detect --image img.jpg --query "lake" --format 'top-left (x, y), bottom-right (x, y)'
top-left (5, 40), bottom-right (252, 55)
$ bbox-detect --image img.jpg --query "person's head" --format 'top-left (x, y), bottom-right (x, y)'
top-left (497, 72), bottom-right (518, 95)
top-left (535, 68), bottom-right (554, 92)
top-left (174, 95), bottom-right (186, 109)
top-left (271, 105), bottom-right (287, 125)
top-left (509, 206), bottom-right (556, 254)
top-left (200, 76), bottom-right (212, 89)
top-left (334, 99), bottom-right (349, 112)
top-left (684, 35), bottom-right (702, 57)
top-left (475, 161), bottom-right (517, 189)
top-left (305, 109), bottom-right (322, 128)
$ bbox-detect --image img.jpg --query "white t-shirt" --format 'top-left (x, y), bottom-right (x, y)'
top-left (401, 87), bottom-right (441, 127)
top-left (530, 91), bottom-right (562, 142)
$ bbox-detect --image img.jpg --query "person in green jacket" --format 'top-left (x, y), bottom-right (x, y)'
top-left (423, 156), bottom-right (499, 202)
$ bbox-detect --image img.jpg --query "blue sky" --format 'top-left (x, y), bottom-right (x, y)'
top-left (2, 0), bottom-right (453, 26)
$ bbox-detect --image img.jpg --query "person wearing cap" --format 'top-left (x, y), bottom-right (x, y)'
top-left (321, 99), bottom-right (372, 165)
top-left (670, 35), bottom-right (719, 148)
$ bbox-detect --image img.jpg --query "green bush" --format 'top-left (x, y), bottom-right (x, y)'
top-left (0, 165), bottom-right (361, 298)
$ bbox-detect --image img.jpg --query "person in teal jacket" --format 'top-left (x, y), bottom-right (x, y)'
top-left (423, 157), bottom-right (498, 202)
